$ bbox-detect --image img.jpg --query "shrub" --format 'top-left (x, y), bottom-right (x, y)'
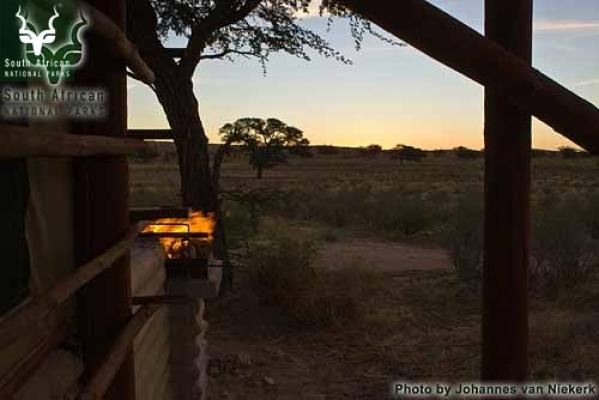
top-left (310, 188), bottom-right (371, 228)
top-left (531, 195), bottom-right (597, 294)
top-left (454, 146), bottom-right (482, 160)
top-left (368, 192), bottom-right (436, 237)
top-left (584, 191), bottom-right (599, 240)
top-left (391, 145), bottom-right (427, 164)
top-left (444, 190), bottom-right (483, 282)
top-left (359, 144), bottom-right (383, 158)
top-left (222, 200), bottom-right (254, 248)
top-left (246, 233), bottom-right (362, 326)
top-left (247, 233), bottom-right (317, 308)
top-left (558, 146), bottom-right (582, 159)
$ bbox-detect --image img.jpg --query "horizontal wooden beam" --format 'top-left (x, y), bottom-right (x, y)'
top-left (0, 225), bottom-right (143, 351)
top-left (130, 207), bottom-right (190, 222)
top-left (0, 325), bottom-right (67, 398)
top-left (0, 125), bottom-right (149, 158)
top-left (80, 1), bottom-right (155, 84)
top-left (127, 129), bottom-right (173, 140)
top-left (139, 232), bottom-right (209, 239)
top-left (338, 0), bottom-right (599, 153)
top-left (79, 304), bottom-right (161, 400)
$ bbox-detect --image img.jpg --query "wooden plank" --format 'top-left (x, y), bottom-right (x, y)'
top-left (482, 0), bottom-right (531, 380)
top-left (80, 1), bottom-right (155, 84)
top-left (0, 125), bottom-right (148, 159)
top-left (72, 0), bottom-right (135, 398)
top-left (127, 129), bottom-right (173, 140)
top-left (79, 305), bottom-right (161, 400)
top-left (0, 326), bottom-right (67, 398)
top-left (130, 207), bottom-right (190, 222)
top-left (337, 0), bottom-right (599, 153)
top-left (139, 232), bottom-right (209, 239)
top-left (0, 225), bottom-right (142, 351)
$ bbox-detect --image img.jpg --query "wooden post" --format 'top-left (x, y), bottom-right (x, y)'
top-left (482, 0), bottom-right (532, 381)
top-left (72, 0), bottom-right (134, 398)
top-left (336, 0), bottom-right (599, 153)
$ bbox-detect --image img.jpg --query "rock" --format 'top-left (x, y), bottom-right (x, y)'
top-left (262, 375), bottom-right (276, 386)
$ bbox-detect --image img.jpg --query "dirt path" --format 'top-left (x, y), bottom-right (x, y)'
top-left (315, 238), bottom-right (450, 273)
top-left (206, 238), bottom-right (463, 400)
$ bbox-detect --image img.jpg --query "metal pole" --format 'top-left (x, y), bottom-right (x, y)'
top-left (482, 0), bottom-right (532, 381)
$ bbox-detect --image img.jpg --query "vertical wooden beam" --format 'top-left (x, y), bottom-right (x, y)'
top-left (482, 0), bottom-right (532, 381)
top-left (72, 0), bottom-right (134, 398)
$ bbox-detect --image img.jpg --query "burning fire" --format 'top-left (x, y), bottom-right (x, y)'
top-left (142, 210), bottom-right (216, 259)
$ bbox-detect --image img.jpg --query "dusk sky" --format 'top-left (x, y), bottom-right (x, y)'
top-left (128, 0), bottom-right (599, 150)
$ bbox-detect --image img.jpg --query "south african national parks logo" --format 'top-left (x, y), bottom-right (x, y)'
top-left (2, 2), bottom-right (87, 85)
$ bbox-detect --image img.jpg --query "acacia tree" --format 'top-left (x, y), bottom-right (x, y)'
top-left (219, 118), bottom-right (309, 178)
top-left (126, 0), bottom-right (396, 211)
top-left (392, 144), bottom-right (426, 164)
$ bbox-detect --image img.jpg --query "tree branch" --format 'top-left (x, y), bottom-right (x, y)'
top-left (127, 71), bottom-right (158, 94)
top-left (179, 0), bottom-right (262, 77)
top-left (199, 48), bottom-right (261, 60)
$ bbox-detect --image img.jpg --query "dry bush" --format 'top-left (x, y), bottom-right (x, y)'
top-left (272, 187), bottom-right (445, 239)
top-left (530, 310), bottom-right (599, 379)
top-left (443, 190), bottom-right (483, 283)
top-left (531, 195), bottom-right (598, 295)
top-left (246, 232), bottom-right (374, 327)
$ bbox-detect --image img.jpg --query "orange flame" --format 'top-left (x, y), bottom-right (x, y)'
top-left (142, 211), bottom-right (216, 258)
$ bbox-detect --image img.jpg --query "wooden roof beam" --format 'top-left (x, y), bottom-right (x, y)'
top-left (0, 125), bottom-right (149, 159)
top-left (338, 0), bottom-right (599, 153)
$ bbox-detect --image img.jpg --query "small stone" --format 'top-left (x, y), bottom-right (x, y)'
top-left (263, 375), bottom-right (276, 386)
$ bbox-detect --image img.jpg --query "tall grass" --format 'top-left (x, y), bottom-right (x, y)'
top-left (245, 231), bottom-right (372, 327)
top-left (270, 187), bottom-right (448, 240)
top-left (531, 195), bottom-right (598, 295)
top-left (443, 190), bottom-right (483, 283)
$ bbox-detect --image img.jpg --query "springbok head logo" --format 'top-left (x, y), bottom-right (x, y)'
top-left (16, 6), bottom-right (60, 56)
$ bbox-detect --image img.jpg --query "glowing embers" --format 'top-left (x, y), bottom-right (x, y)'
top-left (140, 210), bottom-right (216, 259)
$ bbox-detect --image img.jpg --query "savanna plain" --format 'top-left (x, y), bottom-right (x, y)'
top-left (130, 145), bottom-right (599, 400)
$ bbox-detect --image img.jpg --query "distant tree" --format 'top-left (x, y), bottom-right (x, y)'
top-left (391, 144), bottom-right (427, 164)
top-left (558, 146), bottom-right (589, 159)
top-left (360, 144), bottom-right (383, 158)
top-left (127, 0), bottom-right (399, 211)
top-left (559, 146), bottom-right (580, 159)
top-left (454, 146), bottom-right (482, 160)
top-left (219, 118), bottom-right (309, 179)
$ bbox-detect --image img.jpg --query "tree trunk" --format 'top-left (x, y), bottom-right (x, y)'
top-left (256, 166), bottom-right (263, 179)
top-left (142, 58), bottom-right (216, 211)
top-left (128, 0), bottom-right (216, 212)
top-left (156, 76), bottom-right (216, 211)
top-left (128, 0), bottom-right (232, 292)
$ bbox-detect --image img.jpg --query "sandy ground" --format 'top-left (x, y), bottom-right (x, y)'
top-left (314, 239), bottom-right (450, 273)
top-left (205, 235), bottom-right (599, 399)
top-left (206, 238), bottom-right (461, 400)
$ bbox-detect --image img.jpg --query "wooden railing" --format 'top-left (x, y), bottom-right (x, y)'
top-left (0, 224), bottom-right (147, 398)
top-left (1, 125), bottom-right (149, 159)
top-left (0, 0), bottom-right (157, 397)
